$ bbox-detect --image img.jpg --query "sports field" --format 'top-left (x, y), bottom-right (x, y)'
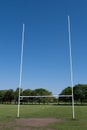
top-left (0, 104), bottom-right (87, 130)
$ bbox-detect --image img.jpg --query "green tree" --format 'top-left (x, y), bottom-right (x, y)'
top-left (0, 90), bottom-right (7, 104)
top-left (33, 88), bottom-right (52, 104)
top-left (4, 89), bottom-right (14, 104)
top-left (14, 88), bottom-right (22, 104)
top-left (74, 84), bottom-right (87, 104)
top-left (22, 89), bottom-right (33, 104)
top-left (59, 87), bottom-right (72, 104)
top-left (60, 86), bottom-right (72, 95)
top-left (60, 84), bottom-right (87, 104)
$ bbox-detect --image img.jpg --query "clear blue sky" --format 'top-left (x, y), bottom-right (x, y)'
top-left (0, 0), bottom-right (87, 94)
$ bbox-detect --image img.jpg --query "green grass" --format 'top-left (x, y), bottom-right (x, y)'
top-left (0, 104), bottom-right (87, 129)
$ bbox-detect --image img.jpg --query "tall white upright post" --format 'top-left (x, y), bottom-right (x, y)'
top-left (17, 24), bottom-right (25, 118)
top-left (68, 16), bottom-right (75, 119)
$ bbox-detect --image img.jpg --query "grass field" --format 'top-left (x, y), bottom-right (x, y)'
top-left (0, 104), bottom-right (87, 130)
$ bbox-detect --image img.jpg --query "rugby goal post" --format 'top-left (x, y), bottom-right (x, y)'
top-left (17, 16), bottom-right (75, 119)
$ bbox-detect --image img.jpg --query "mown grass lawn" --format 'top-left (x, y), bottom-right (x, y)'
top-left (0, 104), bottom-right (87, 130)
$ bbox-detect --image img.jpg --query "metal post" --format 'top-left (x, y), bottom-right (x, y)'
top-left (17, 24), bottom-right (25, 118)
top-left (68, 16), bottom-right (75, 119)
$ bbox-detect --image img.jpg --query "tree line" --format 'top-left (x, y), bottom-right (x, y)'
top-left (0, 84), bottom-right (87, 105)
top-left (59, 84), bottom-right (87, 104)
top-left (0, 88), bottom-right (57, 104)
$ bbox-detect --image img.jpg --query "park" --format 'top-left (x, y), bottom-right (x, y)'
top-left (0, 1), bottom-right (87, 130)
top-left (0, 84), bottom-right (87, 129)
top-left (0, 104), bottom-right (87, 130)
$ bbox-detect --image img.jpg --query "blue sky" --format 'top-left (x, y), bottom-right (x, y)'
top-left (0, 0), bottom-right (87, 94)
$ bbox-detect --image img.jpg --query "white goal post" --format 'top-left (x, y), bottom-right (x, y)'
top-left (17, 16), bottom-right (75, 119)
top-left (20, 95), bottom-right (72, 98)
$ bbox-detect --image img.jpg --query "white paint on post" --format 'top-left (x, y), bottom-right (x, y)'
top-left (17, 24), bottom-right (25, 118)
top-left (68, 16), bottom-right (75, 119)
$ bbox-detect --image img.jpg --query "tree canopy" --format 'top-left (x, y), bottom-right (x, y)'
top-left (60, 84), bottom-right (87, 104)
top-left (0, 88), bottom-right (53, 104)
top-left (1, 84), bottom-right (87, 104)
